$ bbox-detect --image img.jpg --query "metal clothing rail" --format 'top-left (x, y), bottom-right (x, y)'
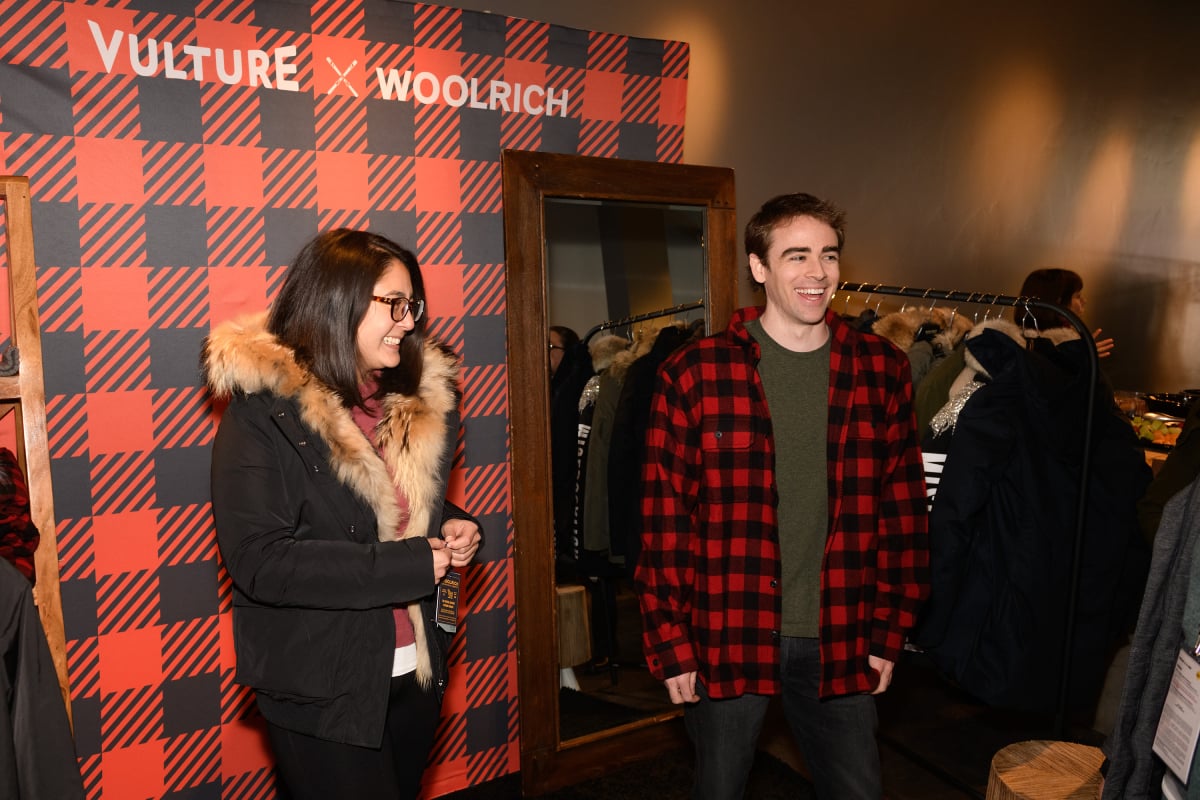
top-left (581, 299), bottom-right (705, 344)
top-left (839, 281), bottom-right (1099, 742)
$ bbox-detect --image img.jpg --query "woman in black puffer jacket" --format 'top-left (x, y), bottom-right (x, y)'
top-left (204, 229), bottom-right (481, 800)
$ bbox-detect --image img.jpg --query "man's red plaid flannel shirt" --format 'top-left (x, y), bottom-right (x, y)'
top-left (635, 307), bottom-right (930, 699)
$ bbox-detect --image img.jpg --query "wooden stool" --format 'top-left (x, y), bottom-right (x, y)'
top-left (556, 584), bottom-right (592, 668)
top-left (986, 740), bottom-right (1104, 799)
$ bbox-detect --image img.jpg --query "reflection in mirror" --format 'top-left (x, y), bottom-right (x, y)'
top-left (546, 198), bottom-right (705, 325)
top-left (502, 149), bottom-right (736, 795)
top-left (545, 198), bottom-right (707, 743)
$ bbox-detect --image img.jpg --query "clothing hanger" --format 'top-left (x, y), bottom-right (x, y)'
top-left (1019, 298), bottom-right (1039, 340)
top-left (948, 290), bottom-right (962, 329)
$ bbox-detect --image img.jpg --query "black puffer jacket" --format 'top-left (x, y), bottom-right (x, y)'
top-left (204, 313), bottom-right (476, 748)
top-left (914, 324), bottom-right (1150, 712)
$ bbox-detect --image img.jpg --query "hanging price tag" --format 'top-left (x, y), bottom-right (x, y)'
top-left (435, 570), bottom-right (461, 633)
top-left (1152, 649), bottom-right (1200, 783)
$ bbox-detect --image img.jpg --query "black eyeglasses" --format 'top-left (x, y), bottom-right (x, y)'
top-left (371, 295), bottom-right (425, 323)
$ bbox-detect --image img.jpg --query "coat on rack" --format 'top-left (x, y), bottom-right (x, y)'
top-left (913, 320), bottom-right (1151, 712)
top-left (582, 342), bottom-right (637, 556)
top-left (607, 323), bottom-right (699, 575)
top-left (551, 340), bottom-right (593, 570)
top-left (871, 305), bottom-right (972, 389)
top-left (571, 335), bottom-right (630, 563)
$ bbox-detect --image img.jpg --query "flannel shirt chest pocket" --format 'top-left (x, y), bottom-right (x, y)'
top-left (843, 412), bottom-right (887, 485)
top-left (699, 416), bottom-right (770, 506)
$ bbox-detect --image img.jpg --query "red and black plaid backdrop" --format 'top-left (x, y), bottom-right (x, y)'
top-left (0, 1), bottom-right (687, 797)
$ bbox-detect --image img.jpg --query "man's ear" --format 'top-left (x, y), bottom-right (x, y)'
top-left (748, 253), bottom-right (768, 283)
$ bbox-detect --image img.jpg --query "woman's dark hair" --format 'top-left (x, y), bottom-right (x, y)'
top-left (549, 325), bottom-right (580, 350)
top-left (267, 229), bottom-right (428, 408)
top-left (1016, 268), bottom-right (1083, 331)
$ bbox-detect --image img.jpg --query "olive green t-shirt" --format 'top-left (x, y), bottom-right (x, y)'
top-left (746, 318), bottom-right (830, 638)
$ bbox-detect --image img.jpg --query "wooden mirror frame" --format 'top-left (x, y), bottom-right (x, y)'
top-left (501, 149), bottom-right (737, 795)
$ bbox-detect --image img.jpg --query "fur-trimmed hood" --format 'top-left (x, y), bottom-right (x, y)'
top-left (589, 333), bottom-right (631, 371)
top-left (941, 318), bottom-right (1084, 419)
top-left (872, 306), bottom-right (974, 355)
top-left (203, 311), bottom-right (460, 544)
top-left (958, 318), bottom-right (1080, 386)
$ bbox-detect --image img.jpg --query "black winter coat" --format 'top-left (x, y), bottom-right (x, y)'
top-left (205, 313), bottom-right (476, 748)
top-left (914, 328), bottom-right (1150, 712)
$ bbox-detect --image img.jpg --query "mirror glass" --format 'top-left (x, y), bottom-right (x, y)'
top-left (546, 198), bottom-right (706, 325)
top-left (545, 197), bottom-right (707, 743)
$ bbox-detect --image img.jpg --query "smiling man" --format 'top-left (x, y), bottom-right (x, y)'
top-left (635, 193), bottom-right (931, 800)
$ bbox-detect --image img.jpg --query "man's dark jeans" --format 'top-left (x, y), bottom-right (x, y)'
top-left (683, 636), bottom-right (882, 799)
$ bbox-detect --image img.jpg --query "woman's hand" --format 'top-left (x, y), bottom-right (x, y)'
top-left (1093, 328), bottom-right (1114, 359)
top-left (428, 537), bottom-right (453, 582)
top-left (440, 518), bottom-right (482, 568)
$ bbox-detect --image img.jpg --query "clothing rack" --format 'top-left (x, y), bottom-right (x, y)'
top-left (581, 300), bottom-right (705, 344)
top-left (838, 281), bottom-right (1099, 744)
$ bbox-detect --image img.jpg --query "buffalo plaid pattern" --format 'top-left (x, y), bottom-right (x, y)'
top-left (0, 448), bottom-right (39, 585)
top-left (636, 307), bottom-right (930, 699)
top-left (0, 1), bottom-right (689, 793)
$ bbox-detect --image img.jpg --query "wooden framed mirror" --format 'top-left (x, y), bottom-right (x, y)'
top-left (502, 150), bottom-right (737, 794)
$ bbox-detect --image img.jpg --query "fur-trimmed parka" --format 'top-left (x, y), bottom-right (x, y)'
top-left (203, 312), bottom-right (475, 748)
top-left (913, 319), bottom-right (1149, 713)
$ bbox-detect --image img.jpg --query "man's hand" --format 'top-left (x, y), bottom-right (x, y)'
top-left (868, 655), bottom-right (895, 695)
top-left (664, 671), bottom-right (699, 704)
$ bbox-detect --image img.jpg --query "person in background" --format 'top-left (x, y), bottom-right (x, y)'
top-left (1017, 267), bottom-right (1114, 358)
top-left (548, 324), bottom-right (579, 380)
top-left (204, 229), bottom-right (481, 800)
top-left (635, 192), bottom-right (930, 799)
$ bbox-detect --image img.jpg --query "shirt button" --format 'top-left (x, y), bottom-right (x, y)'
top-left (714, 430), bottom-right (723, 439)
top-left (770, 580), bottom-right (778, 588)
top-left (771, 630), bottom-right (780, 640)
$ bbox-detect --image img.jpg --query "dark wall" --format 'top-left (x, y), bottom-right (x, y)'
top-left (456, 0), bottom-right (1200, 391)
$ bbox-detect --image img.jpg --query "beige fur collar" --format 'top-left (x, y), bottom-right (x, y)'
top-left (588, 333), bottom-right (630, 372)
top-left (873, 306), bottom-right (974, 353)
top-left (203, 312), bottom-right (459, 543)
